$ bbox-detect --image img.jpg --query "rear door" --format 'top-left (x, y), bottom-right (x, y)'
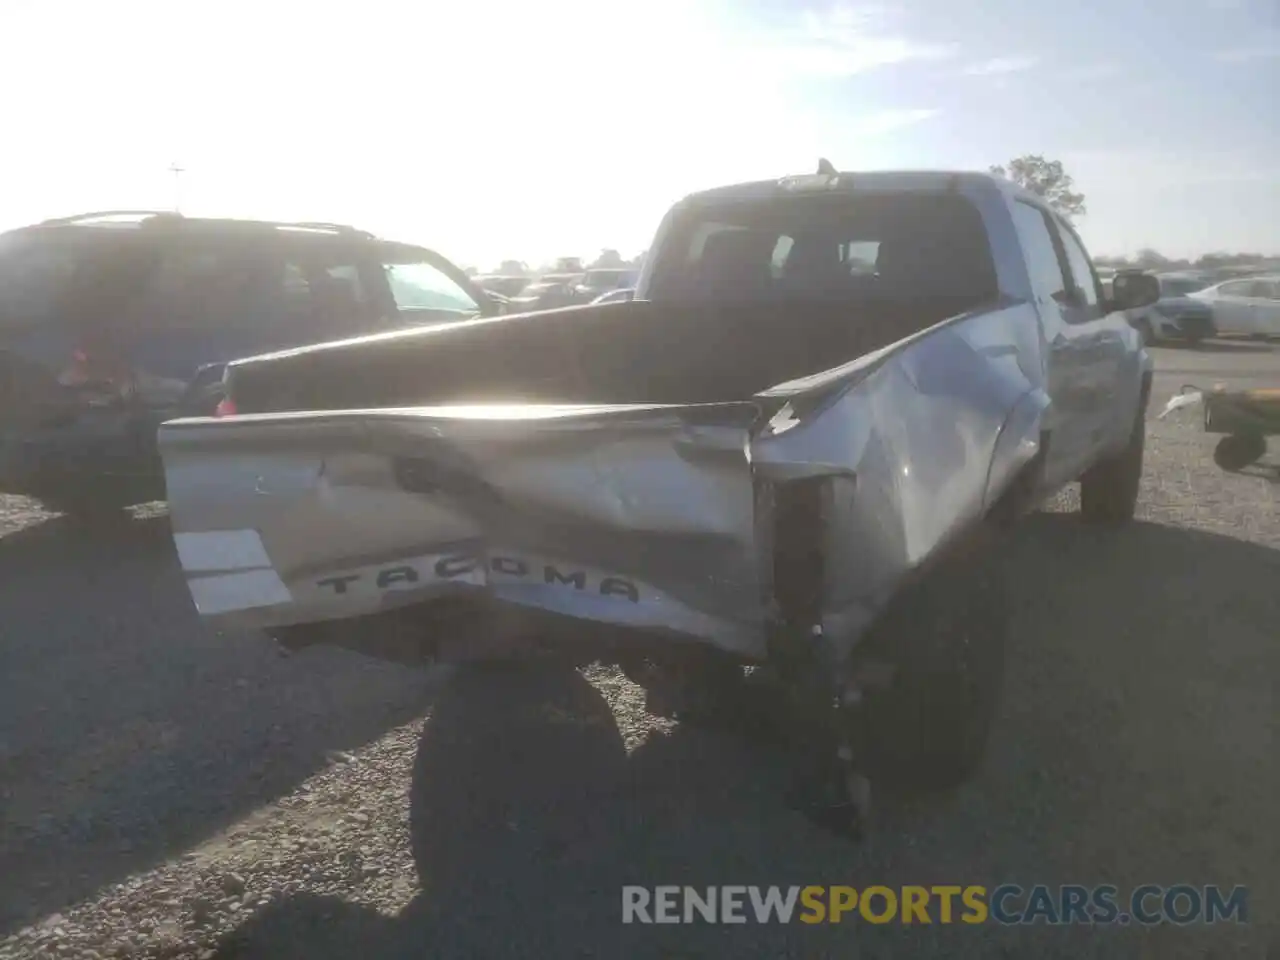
top-left (1051, 214), bottom-right (1130, 451)
top-left (1007, 200), bottom-right (1099, 486)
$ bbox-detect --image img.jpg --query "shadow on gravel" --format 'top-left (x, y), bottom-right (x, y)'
top-left (212, 514), bottom-right (1276, 960)
top-left (1235, 455), bottom-right (1280, 484)
top-left (0, 514), bottom-right (434, 934)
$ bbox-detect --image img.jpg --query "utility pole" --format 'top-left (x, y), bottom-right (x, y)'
top-left (169, 162), bottom-right (185, 213)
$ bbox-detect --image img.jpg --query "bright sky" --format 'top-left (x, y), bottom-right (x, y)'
top-left (1, 0), bottom-right (1275, 267)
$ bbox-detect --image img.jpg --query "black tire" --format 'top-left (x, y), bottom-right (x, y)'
top-left (1080, 405), bottom-right (1145, 526)
top-left (1213, 434), bottom-right (1266, 472)
top-left (860, 551), bottom-right (1007, 792)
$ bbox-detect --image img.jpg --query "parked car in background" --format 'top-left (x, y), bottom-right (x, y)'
top-left (1120, 271), bottom-right (1216, 345)
top-left (474, 274), bottom-right (532, 298)
top-left (572, 268), bottom-right (637, 303)
top-left (538, 272), bottom-right (584, 287)
top-left (0, 210), bottom-right (495, 518)
top-left (1189, 275), bottom-right (1280, 337)
top-left (590, 287), bottom-right (635, 304)
top-left (483, 290), bottom-right (513, 312)
top-left (506, 278), bottom-right (578, 313)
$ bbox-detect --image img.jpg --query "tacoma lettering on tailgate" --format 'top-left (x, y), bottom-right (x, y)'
top-left (316, 553), bottom-right (641, 603)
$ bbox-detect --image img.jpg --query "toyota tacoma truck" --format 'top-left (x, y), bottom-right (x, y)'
top-left (157, 166), bottom-right (1159, 830)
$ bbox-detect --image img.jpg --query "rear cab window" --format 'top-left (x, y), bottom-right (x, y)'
top-left (644, 190), bottom-right (999, 313)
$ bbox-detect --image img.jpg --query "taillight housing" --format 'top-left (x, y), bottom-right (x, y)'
top-left (214, 397), bottom-right (238, 417)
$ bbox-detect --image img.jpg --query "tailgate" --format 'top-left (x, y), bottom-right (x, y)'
top-left (159, 402), bottom-right (769, 657)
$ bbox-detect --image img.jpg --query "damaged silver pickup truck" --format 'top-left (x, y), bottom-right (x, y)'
top-left (158, 167), bottom-right (1160, 831)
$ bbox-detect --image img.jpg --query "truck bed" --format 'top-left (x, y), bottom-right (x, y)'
top-left (225, 297), bottom-right (997, 413)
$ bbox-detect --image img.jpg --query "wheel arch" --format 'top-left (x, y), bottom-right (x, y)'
top-left (982, 386), bottom-right (1051, 521)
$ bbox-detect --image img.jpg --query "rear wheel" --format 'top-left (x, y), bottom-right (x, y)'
top-left (1213, 434), bottom-right (1266, 472)
top-left (1080, 405), bottom-right (1144, 526)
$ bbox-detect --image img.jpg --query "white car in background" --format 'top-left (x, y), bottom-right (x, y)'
top-left (1190, 275), bottom-right (1280, 337)
top-left (1103, 271), bottom-right (1216, 345)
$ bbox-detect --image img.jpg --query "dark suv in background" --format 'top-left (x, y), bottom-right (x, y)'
top-left (570, 267), bottom-right (637, 304)
top-left (0, 210), bottom-right (494, 518)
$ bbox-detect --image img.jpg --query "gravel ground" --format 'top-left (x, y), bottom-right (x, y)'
top-left (1, 342), bottom-right (1276, 959)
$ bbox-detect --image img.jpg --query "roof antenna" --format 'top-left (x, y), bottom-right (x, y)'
top-left (817, 158), bottom-right (837, 176)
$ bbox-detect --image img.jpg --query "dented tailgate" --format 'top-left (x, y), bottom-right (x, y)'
top-left (159, 402), bottom-right (770, 657)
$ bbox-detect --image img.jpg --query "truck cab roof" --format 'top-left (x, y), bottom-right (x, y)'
top-left (680, 169), bottom-right (1035, 207)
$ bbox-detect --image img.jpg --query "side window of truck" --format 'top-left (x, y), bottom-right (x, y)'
top-left (1011, 201), bottom-right (1070, 306)
top-left (1055, 220), bottom-right (1103, 309)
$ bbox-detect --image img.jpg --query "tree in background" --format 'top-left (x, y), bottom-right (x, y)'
top-left (989, 155), bottom-right (1087, 222)
top-left (1133, 248), bottom-right (1171, 270)
top-left (498, 259), bottom-right (529, 276)
top-left (590, 249), bottom-right (624, 268)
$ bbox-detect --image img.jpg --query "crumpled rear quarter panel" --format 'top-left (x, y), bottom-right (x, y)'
top-left (752, 302), bottom-right (1044, 645)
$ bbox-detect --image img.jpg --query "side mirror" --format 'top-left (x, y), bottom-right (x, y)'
top-left (1111, 271), bottom-right (1160, 311)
